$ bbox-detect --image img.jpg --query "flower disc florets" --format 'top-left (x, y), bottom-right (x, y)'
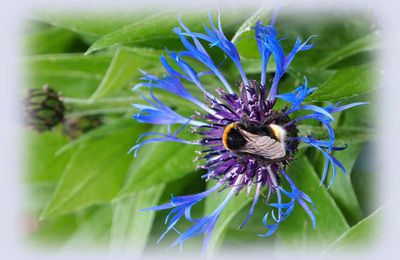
top-left (197, 80), bottom-right (299, 191)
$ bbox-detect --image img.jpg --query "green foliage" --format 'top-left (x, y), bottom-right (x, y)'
top-left (231, 9), bottom-right (265, 44)
top-left (204, 182), bottom-right (253, 257)
top-left (119, 126), bottom-right (199, 197)
top-left (325, 109), bottom-right (366, 225)
top-left (25, 54), bottom-right (112, 97)
top-left (33, 11), bottom-right (145, 37)
top-left (327, 207), bottom-right (381, 252)
top-left (40, 123), bottom-right (148, 219)
top-left (26, 130), bottom-right (72, 183)
top-left (315, 33), bottom-right (378, 69)
top-left (309, 64), bottom-right (377, 102)
top-left (24, 26), bottom-right (78, 55)
top-left (298, 124), bottom-right (374, 146)
top-left (89, 47), bottom-right (161, 100)
top-left (24, 8), bottom-right (378, 257)
top-left (85, 11), bottom-right (247, 54)
top-left (85, 12), bottom-right (202, 54)
top-left (110, 185), bottom-right (165, 253)
top-left (276, 158), bottom-right (349, 246)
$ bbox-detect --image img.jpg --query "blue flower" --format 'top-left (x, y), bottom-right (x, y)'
top-left (131, 12), bottom-right (367, 252)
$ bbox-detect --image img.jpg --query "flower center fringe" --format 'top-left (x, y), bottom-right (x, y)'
top-left (197, 80), bottom-right (299, 191)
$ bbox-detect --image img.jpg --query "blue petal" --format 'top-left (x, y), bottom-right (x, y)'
top-left (132, 89), bottom-right (206, 126)
top-left (283, 35), bottom-right (316, 70)
top-left (255, 21), bottom-right (274, 88)
top-left (173, 25), bottom-right (233, 93)
top-left (329, 102), bottom-right (369, 113)
top-left (167, 51), bottom-right (216, 100)
top-left (298, 136), bottom-right (347, 187)
top-left (239, 182), bottom-right (262, 229)
top-left (260, 171), bottom-right (316, 236)
top-left (258, 213), bottom-right (280, 237)
top-left (129, 120), bottom-right (201, 157)
top-left (301, 104), bottom-right (335, 121)
top-left (141, 181), bottom-right (238, 251)
top-left (135, 58), bottom-right (214, 114)
top-left (253, 20), bottom-right (315, 101)
top-left (181, 12), bottom-right (248, 86)
top-left (277, 78), bottom-right (320, 115)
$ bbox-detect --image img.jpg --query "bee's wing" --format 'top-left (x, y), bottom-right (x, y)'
top-left (240, 130), bottom-right (286, 160)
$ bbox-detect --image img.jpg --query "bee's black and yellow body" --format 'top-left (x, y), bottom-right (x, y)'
top-left (222, 122), bottom-right (287, 161)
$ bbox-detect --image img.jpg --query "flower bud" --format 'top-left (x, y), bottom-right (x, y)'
top-left (25, 85), bottom-right (65, 132)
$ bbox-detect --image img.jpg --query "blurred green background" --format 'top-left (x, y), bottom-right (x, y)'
top-left (23, 8), bottom-right (379, 257)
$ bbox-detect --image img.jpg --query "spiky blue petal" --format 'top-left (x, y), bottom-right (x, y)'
top-left (141, 179), bottom-right (240, 252)
top-left (296, 135), bottom-right (347, 187)
top-left (134, 56), bottom-right (214, 114)
top-left (277, 78), bottom-right (334, 120)
top-left (254, 21), bottom-right (315, 102)
top-left (132, 90), bottom-right (206, 126)
top-left (129, 119), bottom-right (201, 157)
top-left (260, 170), bottom-right (316, 236)
top-left (255, 20), bottom-right (273, 90)
top-left (178, 13), bottom-right (248, 86)
top-left (173, 21), bottom-right (233, 93)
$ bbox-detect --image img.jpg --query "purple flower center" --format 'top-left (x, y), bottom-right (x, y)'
top-left (197, 80), bottom-right (299, 191)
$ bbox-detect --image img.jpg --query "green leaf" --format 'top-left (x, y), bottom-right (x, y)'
top-left (25, 130), bottom-right (74, 215)
top-left (63, 87), bottom-right (201, 118)
top-left (237, 13), bottom-right (372, 63)
top-left (340, 99), bottom-right (374, 127)
top-left (326, 144), bottom-right (364, 225)
top-left (298, 125), bottom-right (374, 146)
top-left (85, 12), bottom-right (203, 54)
top-left (25, 26), bottom-right (77, 55)
top-left (89, 47), bottom-right (161, 100)
top-left (231, 9), bottom-right (264, 44)
top-left (40, 123), bottom-right (148, 219)
top-left (351, 165), bottom-right (376, 217)
top-left (62, 205), bottom-right (113, 249)
top-left (327, 207), bottom-right (381, 252)
top-left (26, 130), bottom-right (73, 183)
top-left (28, 213), bottom-right (80, 248)
top-left (235, 30), bottom-right (258, 59)
top-left (288, 67), bottom-right (336, 87)
top-left (85, 10), bottom-right (248, 54)
top-left (25, 54), bottom-right (112, 97)
top-left (287, 14), bottom-right (373, 70)
top-left (33, 11), bottom-right (145, 37)
top-left (276, 157), bottom-right (349, 246)
top-left (27, 183), bottom-right (59, 216)
top-left (308, 64), bottom-right (377, 102)
top-left (110, 184), bottom-right (165, 254)
top-left (55, 119), bottom-right (134, 156)
top-left (238, 56), bottom-right (276, 74)
top-left (204, 182), bottom-right (252, 257)
top-left (325, 108), bottom-right (367, 225)
top-left (316, 33), bottom-right (378, 68)
top-left (118, 127), bottom-right (199, 197)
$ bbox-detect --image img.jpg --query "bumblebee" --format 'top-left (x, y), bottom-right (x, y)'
top-left (222, 122), bottom-right (287, 161)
